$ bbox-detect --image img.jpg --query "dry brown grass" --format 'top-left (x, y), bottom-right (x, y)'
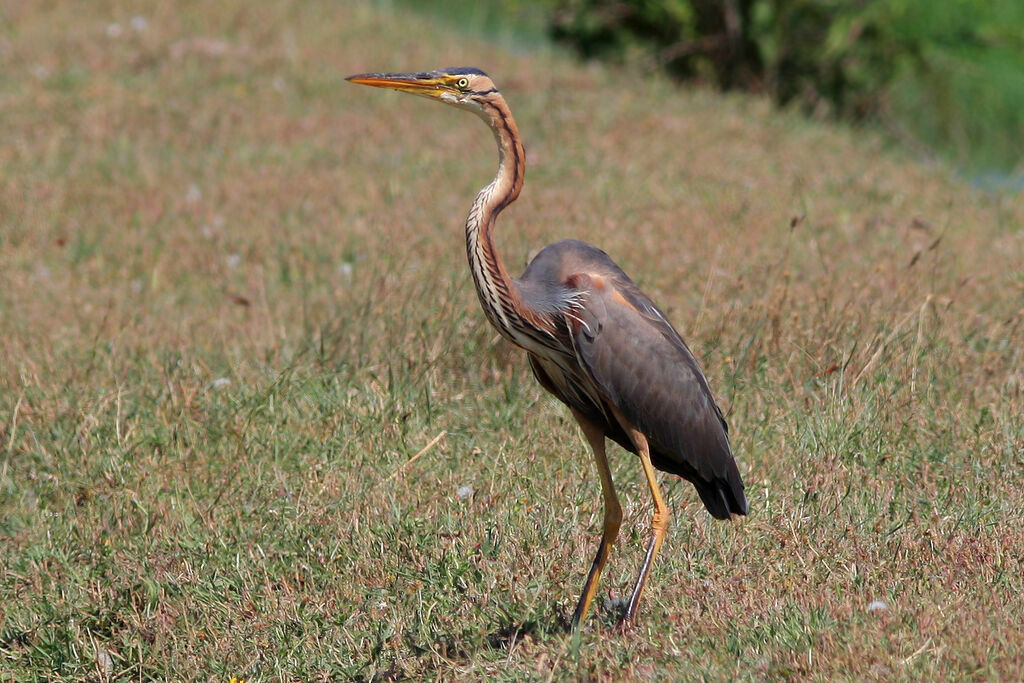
top-left (1, 0), bottom-right (1022, 679)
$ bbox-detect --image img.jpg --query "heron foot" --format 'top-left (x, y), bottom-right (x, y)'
top-left (612, 617), bottom-right (637, 635)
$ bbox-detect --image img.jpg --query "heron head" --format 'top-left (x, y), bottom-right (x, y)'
top-left (346, 67), bottom-right (497, 114)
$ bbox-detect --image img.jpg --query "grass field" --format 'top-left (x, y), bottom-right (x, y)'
top-left (2, 1), bottom-right (1022, 679)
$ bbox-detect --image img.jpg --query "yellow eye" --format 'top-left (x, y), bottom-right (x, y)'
top-left (456, 77), bottom-right (469, 89)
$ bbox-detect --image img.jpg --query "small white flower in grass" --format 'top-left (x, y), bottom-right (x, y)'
top-left (226, 253), bottom-right (242, 268)
top-left (457, 485), bottom-right (473, 500)
top-left (201, 216), bottom-right (225, 239)
top-left (130, 16), bottom-right (148, 32)
top-left (867, 599), bottom-right (889, 613)
top-left (338, 262), bottom-right (354, 278)
top-left (212, 377), bottom-right (231, 390)
top-left (185, 183), bottom-right (201, 203)
top-left (106, 23), bottom-right (123, 38)
top-left (96, 647), bottom-right (114, 676)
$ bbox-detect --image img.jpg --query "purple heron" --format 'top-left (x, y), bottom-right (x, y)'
top-left (347, 68), bottom-right (748, 630)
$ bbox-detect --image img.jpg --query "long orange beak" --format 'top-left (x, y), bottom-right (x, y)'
top-left (346, 71), bottom-right (448, 98)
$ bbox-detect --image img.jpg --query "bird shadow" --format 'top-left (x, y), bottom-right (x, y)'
top-left (399, 612), bottom-right (552, 666)
top-left (485, 597), bottom-right (631, 650)
top-left (481, 602), bottom-right (571, 650)
top-left (401, 601), bottom-right (631, 671)
top-left (485, 617), bottom-right (545, 650)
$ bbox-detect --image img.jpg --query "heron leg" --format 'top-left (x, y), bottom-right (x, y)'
top-left (613, 412), bottom-right (670, 624)
top-left (569, 410), bottom-right (622, 631)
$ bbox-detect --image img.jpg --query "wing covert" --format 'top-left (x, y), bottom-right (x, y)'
top-left (566, 272), bottom-right (747, 517)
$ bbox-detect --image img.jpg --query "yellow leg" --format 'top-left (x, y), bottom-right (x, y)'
top-left (613, 412), bottom-right (670, 624)
top-left (570, 410), bottom-right (622, 631)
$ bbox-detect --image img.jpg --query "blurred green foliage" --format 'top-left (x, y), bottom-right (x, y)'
top-left (391, 0), bottom-right (561, 49)
top-left (550, 0), bottom-right (1024, 174)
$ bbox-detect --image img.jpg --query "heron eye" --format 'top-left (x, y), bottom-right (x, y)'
top-left (456, 77), bottom-right (469, 89)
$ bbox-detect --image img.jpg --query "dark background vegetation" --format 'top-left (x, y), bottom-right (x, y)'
top-left (414, 0), bottom-right (1024, 180)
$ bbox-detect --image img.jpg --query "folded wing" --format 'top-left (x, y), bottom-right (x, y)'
top-left (567, 272), bottom-right (748, 519)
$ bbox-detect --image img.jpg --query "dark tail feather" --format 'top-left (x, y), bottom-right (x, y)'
top-left (694, 474), bottom-right (748, 520)
top-left (649, 447), bottom-right (749, 520)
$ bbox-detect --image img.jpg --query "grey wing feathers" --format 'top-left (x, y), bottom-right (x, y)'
top-left (570, 275), bottom-right (748, 519)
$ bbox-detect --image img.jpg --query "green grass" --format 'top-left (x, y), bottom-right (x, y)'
top-left (880, 0), bottom-right (1024, 176)
top-left (392, 0), bottom-right (559, 51)
top-left (2, 0), bottom-right (1023, 679)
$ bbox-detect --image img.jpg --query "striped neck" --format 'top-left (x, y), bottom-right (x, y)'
top-left (464, 93), bottom-right (527, 342)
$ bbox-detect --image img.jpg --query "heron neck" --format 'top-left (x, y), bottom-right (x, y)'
top-left (464, 95), bottom-right (527, 341)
